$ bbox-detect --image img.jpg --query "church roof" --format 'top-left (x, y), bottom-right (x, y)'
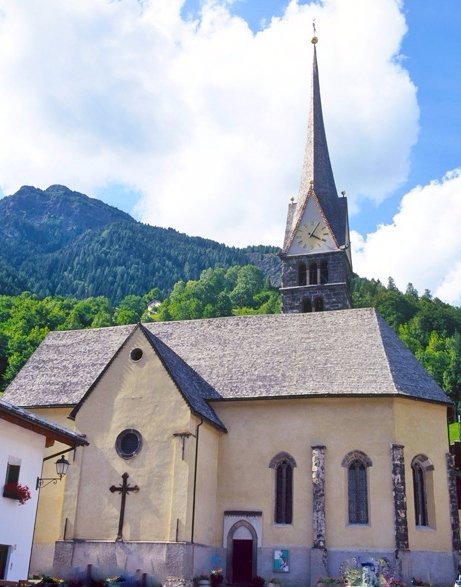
top-left (4, 308), bottom-right (450, 411)
top-left (284, 41), bottom-right (347, 252)
top-left (0, 397), bottom-right (89, 447)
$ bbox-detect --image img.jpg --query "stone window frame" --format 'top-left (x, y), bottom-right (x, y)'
top-left (411, 454), bottom-right (435, 528)
top-left (269, 452), bottom-right (297, 525)
top-left (298, 262), bottom-right (307, 286)
top-left (341, 450), bottom-right (372, 525)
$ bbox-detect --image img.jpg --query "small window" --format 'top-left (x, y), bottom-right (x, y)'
top-left (130, 348), bottom-right (143, 361)
top-left (320, 261), bottom-right (328, 284)
top-left (314, 297), bottom-right (324, 312)
top-left (412, 454), bottom-right (434, 527)
top-left (116, 429), bottom-right (143, 459)
top-left (298, 263), bottom-right (307, 286)
top-left (342, 451), bottom-right (372, 525)
top-left (269, 452), bottom-right (297, 524)
top-left (3, 463), bottom-right (20, 499)
top-left (309, 263), bottom-right (318, 285)
top-left (302, 298), bottom-right (312, 313)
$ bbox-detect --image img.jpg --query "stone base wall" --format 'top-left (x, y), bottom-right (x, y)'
top-left (52, 541), bottom-right (194, 585)
top-left (29, 543), bottom-right (56, 577)
top-left (35, 541), bottom-right (458, 587)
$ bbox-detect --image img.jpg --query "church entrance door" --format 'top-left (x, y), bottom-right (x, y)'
top-left (232, 538), bottom-right (253, 584)
top-left (225, 519), bottom-right (258, 585)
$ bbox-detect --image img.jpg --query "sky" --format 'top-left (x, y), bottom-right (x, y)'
top-left (0, 0), bottom-right (460, 304)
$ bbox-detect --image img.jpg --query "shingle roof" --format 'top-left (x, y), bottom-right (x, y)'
top-left (0, 397), bottom-right (88, 447)
top-left (4, 324), bottom-right (136, 407)
top-left (3, 309), bottom-right (450, 410)
top-left (68, 325), bottom-right (226, 430)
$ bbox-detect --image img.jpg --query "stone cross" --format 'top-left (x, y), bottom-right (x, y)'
top-left (109, 472), bottom-right (139, 541)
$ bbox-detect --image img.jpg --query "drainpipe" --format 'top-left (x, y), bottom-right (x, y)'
top-left (191, 419), bottom-right (203, 544)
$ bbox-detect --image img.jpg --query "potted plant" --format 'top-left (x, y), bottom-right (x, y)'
top-left (210, 570), bottom-right (223, 587)
top-left (3, 482), bottom-right (32, 505)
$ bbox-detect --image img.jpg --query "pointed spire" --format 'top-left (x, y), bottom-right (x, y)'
top-left (284, 34), bottom-right (345, 250)
top-left (298, 38), bottom-right (338, 203)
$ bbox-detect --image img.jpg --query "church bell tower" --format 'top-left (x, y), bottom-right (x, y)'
top-left (280, 34), bottom-right (352, 314)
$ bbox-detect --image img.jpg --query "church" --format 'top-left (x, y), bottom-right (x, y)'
top-left (3, 36), bottom-right (459, 587)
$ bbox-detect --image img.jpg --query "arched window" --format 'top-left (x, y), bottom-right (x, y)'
top-left (302, 298), bottom-right (312, 313)
top-left (298, 263), bottom-right (307, 286)
top-left (320, 261), bottom-right (328, 284)
top-left (411, 455), bottom-right (434, 527)
top-left (342, 451), bottom-right (372, 525)
top-left (269, 452), bottom-right (297, 524)
top-left (314, 297), bottom-right (324, 312)
top-left (309, 263), bottom-right (318, 285)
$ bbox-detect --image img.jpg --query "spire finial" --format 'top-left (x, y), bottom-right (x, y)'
top-left (311, 19), bottom-right (318, 44)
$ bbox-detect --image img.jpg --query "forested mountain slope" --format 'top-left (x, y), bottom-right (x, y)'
top-left (0, 185), bottom-right (280, 302)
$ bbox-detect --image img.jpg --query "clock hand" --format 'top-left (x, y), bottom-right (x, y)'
top-left (311, 234), bottom-right (326, 241)
top-left (309, 222), bottom-right (320, 237)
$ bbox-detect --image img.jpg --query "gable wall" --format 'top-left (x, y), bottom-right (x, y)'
top-left (67, 328), bottom-right (194, 542)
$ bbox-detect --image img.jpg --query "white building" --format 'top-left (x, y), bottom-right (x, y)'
top-left (0, 398), bottom-right (88, 581)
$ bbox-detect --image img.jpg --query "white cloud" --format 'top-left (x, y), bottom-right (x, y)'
top-left (0, 0), bottom-right (417, 247)
top-left (352, 169), bottom-right (461, 305)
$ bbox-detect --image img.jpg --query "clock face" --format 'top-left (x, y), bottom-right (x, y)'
top-left (296, 220), bottom-right (329, 250)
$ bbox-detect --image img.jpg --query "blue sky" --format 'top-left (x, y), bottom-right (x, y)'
top-left (0, 0), bottom-right (460, 303)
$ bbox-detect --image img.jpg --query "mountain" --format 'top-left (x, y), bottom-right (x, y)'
top-left (0, 185), bottom-right (280, 302)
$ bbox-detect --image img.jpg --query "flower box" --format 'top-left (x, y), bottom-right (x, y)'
top-left (3, 482), bottom-right (32, 505)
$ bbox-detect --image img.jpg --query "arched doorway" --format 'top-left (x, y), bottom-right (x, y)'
top-left (226, 520), bottom-right (257, 584)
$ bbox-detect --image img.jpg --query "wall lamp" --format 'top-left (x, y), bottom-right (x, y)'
top-left (36, 455), bottom-right (71, 489)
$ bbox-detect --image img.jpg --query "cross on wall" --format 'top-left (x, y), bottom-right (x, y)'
top-left (109, 472), bottom-right (140, 541)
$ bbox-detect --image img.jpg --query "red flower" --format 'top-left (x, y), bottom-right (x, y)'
top-left (3, 482), bottom-right (32, 505)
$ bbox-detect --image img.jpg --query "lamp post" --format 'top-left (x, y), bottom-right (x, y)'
top-left (36, 455), bottom-right (71, 489)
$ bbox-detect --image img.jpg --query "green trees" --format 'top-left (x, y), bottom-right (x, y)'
top-left (0, 266), bottom-right (279, 392)
top-left (154, 265), bottom-right (280, 321)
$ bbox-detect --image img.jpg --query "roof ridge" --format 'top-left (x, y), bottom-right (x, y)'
top-left (140, 325), bottom-right (227, 431)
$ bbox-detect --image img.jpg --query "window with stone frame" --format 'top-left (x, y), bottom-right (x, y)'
top-left (298, 262), bottom-right (307, 286)
top-left (320, 261), bottom-right (328, 284)
top-left (269, 452), bottom-right (297, 524)
top-left (342, 450), bottom-right (372, 525)
top-left (411, 454), bottom-right (434, 527)
top-left (314, 297), bottom-right (324, 312)
top-left (309, 262), bottom-right (318, 285)
top-left (302, 298), bottom-right (312, 313)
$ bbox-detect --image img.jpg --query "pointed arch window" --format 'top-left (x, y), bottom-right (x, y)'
top-left (309, 263), bottom-right (318, 285)
top-left (302, 298), bottom-right (312, 313)
top-left (342, 451), bottom-right (372, 525)
top-left (298, 262), bottom-right (307, 286)
top-left (314, 297), bottom-right (324, 312)
top-left (320, 261), bottom-right (328, 284)
top-left (269, 452), bottom-right (297, 524)
top-left (411, 455), bottom-right (434, 527)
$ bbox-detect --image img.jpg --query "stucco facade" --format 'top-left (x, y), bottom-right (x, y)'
top-left (20, 325), bottom-right (457, 587)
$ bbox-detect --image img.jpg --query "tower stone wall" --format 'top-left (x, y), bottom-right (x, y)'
top-left (281, 251), bottom-right (351, 313)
